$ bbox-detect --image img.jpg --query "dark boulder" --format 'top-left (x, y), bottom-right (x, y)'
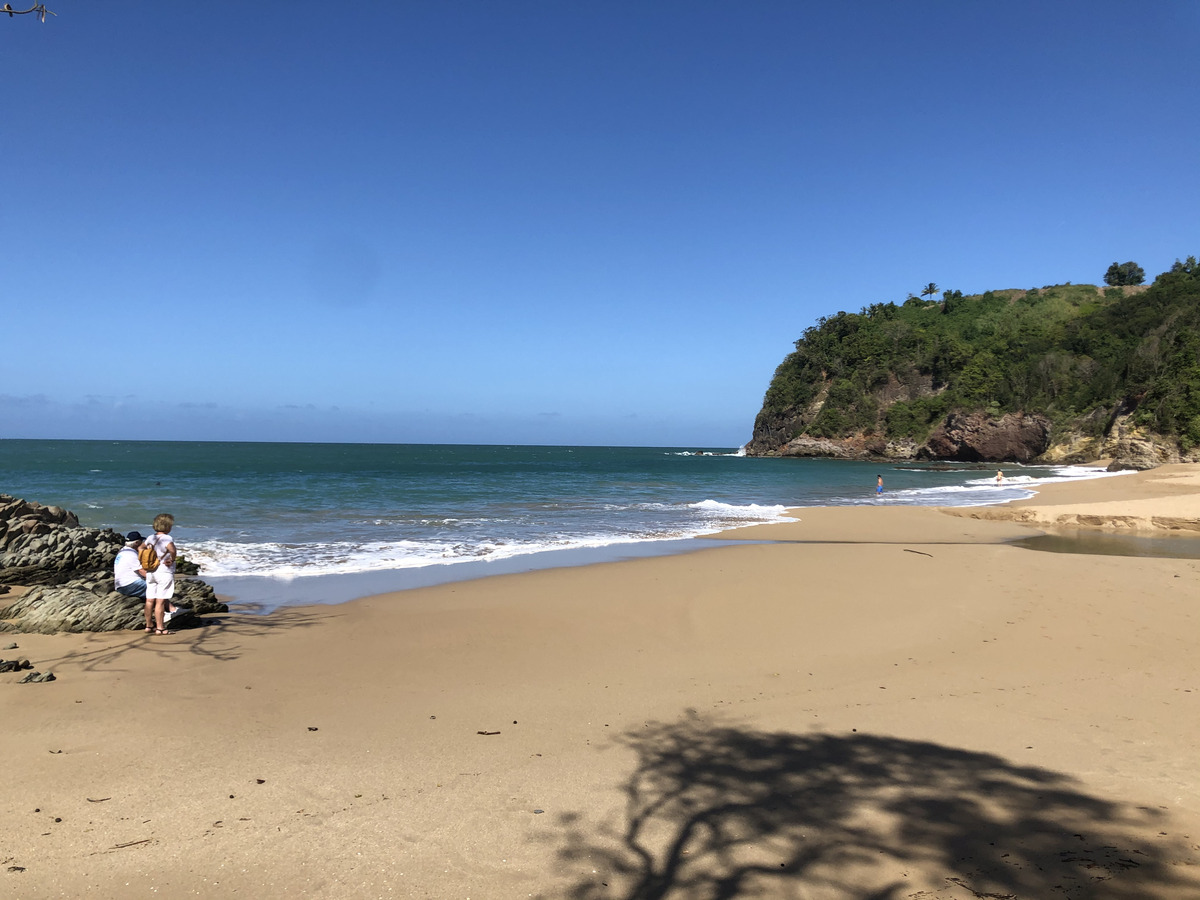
top-left (919, 412), bottom-right (1052, 463)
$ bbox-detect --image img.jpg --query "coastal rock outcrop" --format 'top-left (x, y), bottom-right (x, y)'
top-left (1, 495), bottom-right (123, 584)
top-left (0, 494), bottom-right (226, 633)
top-left (1100, 412), bottom-right (1200, 471)
top-left (0, 576), bottom-right (219, 634)
top-left (771, 434), bottom-right (919, 461)
top-left (918, 412), bottom-right (1052, 463)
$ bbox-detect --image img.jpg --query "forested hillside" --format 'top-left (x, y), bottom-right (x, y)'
top-left (748, 258), bottom-right (1200, 465)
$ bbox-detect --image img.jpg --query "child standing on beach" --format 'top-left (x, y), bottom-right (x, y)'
top-left (876, 474), bottom-right (884, 495)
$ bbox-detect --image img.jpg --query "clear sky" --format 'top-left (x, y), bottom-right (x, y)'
top-left (3, 1), bottom-right (1198, 447)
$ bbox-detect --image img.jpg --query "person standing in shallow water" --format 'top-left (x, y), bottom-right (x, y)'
top-left (144, 513), bottom-right (178, 635)
top-left (876, 474), bottom-right (884, 495)
top-left (996, 470), bottom-right (1005, 485)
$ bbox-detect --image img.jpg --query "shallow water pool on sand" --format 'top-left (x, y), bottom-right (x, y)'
top-left (1012, 529), bottom-right (1200, 560)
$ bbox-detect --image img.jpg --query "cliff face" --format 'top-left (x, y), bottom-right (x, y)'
top-left (920, 412), bottom-right (1051, 463)
top-left (747, 378), bottom-right (1196, 468)
top-left (746, 372), bottom-right (937, 458)
top-left (749, 386), bottom-right (1056, 464)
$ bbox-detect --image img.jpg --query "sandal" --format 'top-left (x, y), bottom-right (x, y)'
top-left (154, 628), bottom-right (176, 635)
top-left (145, 627), bottom-right (155, 633)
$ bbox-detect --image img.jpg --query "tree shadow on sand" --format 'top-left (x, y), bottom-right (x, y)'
top-left (36, 608), bottom-right (336, 672)
top-left (554, 713), bottom-right (1199, 900)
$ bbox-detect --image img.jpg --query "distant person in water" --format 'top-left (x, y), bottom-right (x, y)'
top-left (876, 474), bottom-right (884, 495)
top-left (996, 470), bottom-right (1004, 485)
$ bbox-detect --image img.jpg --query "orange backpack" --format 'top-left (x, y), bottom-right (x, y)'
top-left (137, 540), bottom-right (160, 573)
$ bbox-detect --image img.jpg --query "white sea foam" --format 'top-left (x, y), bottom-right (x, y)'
top-left (688, 499), bottom-right (793, 520)
top-left (190, 533), bottom-right (652, 578)
top-left (797, 464), bottom-right (1129, 509)
top-left (186, 498), bottom-right (794, 578)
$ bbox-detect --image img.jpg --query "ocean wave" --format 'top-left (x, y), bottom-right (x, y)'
top-left (688, 499), bottom-right (793, 519)
top-left (188, 530), bottom-right (701, 579)
top-left (665, 447), bottom-right (748, 458)
top-left (186, 499), bottom-right (794, 579)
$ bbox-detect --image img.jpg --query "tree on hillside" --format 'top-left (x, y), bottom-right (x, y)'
top-left (1104, 261), bottom-right (1145, 286)
top-left (921, 282), bottom-right (939, 301)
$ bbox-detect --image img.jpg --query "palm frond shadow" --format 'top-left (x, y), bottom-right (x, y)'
top-left (555, 714), bottom-right (1198, 900)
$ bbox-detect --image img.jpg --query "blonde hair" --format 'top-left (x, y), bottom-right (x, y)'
top-left (153, 513), bottom-right (175, 533)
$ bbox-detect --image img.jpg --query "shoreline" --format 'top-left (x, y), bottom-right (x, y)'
top-left (713, 462), bottom-right (1200, 545)
top-left (2, 465), bottom-right (1199, 897)
top-left (207, 462), bottom-right (1200, 614)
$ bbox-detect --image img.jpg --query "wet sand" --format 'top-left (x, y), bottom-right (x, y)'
top-left (2, 465), bottom-right (1199, 898)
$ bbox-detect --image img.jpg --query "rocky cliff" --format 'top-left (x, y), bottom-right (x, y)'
top-left (0, 494), bottom-right (227, 633)
top-left (748, 407), bottom-right (1057, 464)
top-left (748, 396), bottom-right (1198, 469)
top-left (920, 412), bottom-right (1052, 463)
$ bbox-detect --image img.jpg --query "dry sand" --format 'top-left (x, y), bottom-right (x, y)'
top-left (3, 466), bottom-right (1200, 898)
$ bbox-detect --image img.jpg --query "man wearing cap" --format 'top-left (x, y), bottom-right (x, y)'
top-left (114, 531), bottom-right (149, 599)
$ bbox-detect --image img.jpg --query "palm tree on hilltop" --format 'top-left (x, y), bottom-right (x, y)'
top-left (921, 282), bottom-right (939, 301)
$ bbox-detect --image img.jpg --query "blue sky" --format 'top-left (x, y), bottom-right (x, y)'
top-left (3, 1), bottom-right (1198, 447)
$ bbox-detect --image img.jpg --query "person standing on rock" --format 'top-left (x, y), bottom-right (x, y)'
top-left (144, 513), bottom-right (178, 635)
top-left (114, 531), bottom-right (149, 600)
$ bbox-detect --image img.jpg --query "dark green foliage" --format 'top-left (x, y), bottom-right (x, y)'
top-left (759, 261), bottom-right (1200, 449)
top-left (885, 396), bottom-right (949, 441)
top-left (1104, 261), bottom-right (1146, 286)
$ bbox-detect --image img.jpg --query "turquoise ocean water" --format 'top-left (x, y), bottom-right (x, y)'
top-left (0, 440), bottom-right (1118, 609)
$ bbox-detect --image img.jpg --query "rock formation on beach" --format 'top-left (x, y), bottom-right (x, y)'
top-left (919, 411), bottom-right (1052, 463)
top-left (0, 494), bottom-right (227, 633)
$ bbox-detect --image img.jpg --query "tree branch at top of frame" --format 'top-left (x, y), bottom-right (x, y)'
top-left (3, 4), bottom-right (56, 22)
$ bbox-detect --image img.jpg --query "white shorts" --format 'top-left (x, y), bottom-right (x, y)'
top-left (146, 569), bottom-right (175, 601)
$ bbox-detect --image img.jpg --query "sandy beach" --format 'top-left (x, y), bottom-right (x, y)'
top-left (3, 466), bottom-right (1200, 899)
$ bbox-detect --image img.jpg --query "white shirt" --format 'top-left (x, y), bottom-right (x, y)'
top-left (113, 546), bottom-right (143, 587)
